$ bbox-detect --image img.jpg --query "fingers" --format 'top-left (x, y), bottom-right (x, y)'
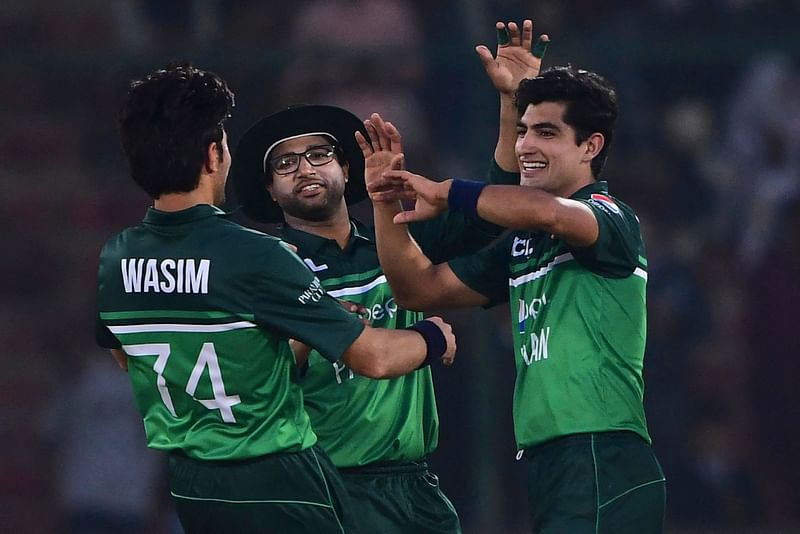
top-left (370, 190), bottom-right (415, 204)
top-left (354, 130), bottom-right (373, 157)
top-left (521, 19), bottom-right (533, 50)
top-left (364, 119), bottom-right (383, 151)
top-left (495, 22), bottom-right (510, 48)
top-left (389, 153), bottom-right (405, 171)
top-left (508, 21), bottom-right (521, 47)
top-left (532, 34), bottom-right (550, 60)
top-left (383, 120), bottom-right (403, 153)
top-left (366, 171), bottom-right (408, 193)
top-left (364, 113), bottom-right (403, 154)
top-left (393, 210), bottom-right (424, 225)
top-left (475, 44), bottom-right (495, 72)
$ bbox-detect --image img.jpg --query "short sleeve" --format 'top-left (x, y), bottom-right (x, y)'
top-left (447, 234), bottom-right (512, 307)
top-left (570, 196), bottom-right (643, 278)
top-left (96, 319), bottom-right (121, 349)
top-left (252, 241), bottom-right (365, 362)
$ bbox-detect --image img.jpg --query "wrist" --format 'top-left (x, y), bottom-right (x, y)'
top-left (406, 320), bottom-right (447, 369)
top-left (447, 178), bottom-right (487, 218)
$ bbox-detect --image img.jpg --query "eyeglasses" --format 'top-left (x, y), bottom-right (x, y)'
top-left (268, 144), bottom-right (337, 175)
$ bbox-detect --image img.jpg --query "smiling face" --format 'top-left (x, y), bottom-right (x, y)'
top-left (515, 101), bottom-right (603, 197)
top-left (266, 134), bottom-right (349, 222)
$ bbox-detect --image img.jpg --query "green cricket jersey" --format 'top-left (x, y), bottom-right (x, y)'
top-left (95, 204), bottom-right (365, 461)
top-left (449, 181), bottom-right (651, 449)
top-left (283, 160), bottom-right (519, 468)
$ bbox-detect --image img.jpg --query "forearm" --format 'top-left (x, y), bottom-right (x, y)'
top-left (474, 185), bottom-right (598, 246)
top-left (494, 94), bottom-right (520, 172)
top-left (341, 326), bottom-right (426, 379)
top-left (373, 201), bottom-right (439, 307)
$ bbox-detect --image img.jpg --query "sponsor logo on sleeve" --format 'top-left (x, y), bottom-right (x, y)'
top-left (298, 277), bottom-right (326, 304)
top-left (589, 193), bottom-right (621, 215)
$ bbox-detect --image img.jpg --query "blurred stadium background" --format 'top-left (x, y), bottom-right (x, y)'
top-left (2, 1), bottom-right (799, 532)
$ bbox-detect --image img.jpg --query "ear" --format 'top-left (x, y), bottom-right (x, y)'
top-left (204, 142), bottom-right (221, 174)
top-left (342, 161), bottom-right (350, 183)
top-left (582, 133), bottom-right (605, 163)
top-left (266, 182), bottom-right (276, 202)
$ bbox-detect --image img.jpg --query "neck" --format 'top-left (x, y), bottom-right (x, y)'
top-left (285, 206), bottom-right (352, 249)
top-left (154, 175), bottom-right (217, 212)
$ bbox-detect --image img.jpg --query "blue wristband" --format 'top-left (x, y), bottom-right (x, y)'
top-left (448, 178), bottom-right (487, 218)
top-left (406, 320), bottom-right (447, 369)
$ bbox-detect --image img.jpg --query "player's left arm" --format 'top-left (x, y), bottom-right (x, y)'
top-left (370, 171), bottom-right (599, 247)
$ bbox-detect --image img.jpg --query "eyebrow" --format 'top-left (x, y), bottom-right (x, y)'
top-left (271, 143), bottom-right (332, 160)
top-left (517, 121), bottom-right (561, 131)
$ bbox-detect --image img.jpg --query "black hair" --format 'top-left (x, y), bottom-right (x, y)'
top-left (515, 66), bottom-right (618, 177)
top-left (118, 62), bottom-right (235, 198)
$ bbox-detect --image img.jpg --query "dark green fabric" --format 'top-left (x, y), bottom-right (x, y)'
top-left (340, 462), bottom-right (461, 534)
top-left (525, 432), bottom-right (665, 534)
top-left (168, 445), bottom-right (359, 533)
top-left (409, 159), bottom-right (518, 264)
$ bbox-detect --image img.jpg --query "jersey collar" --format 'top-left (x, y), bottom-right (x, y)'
top-left (570, 180), bottom-right (609, 200)
top-left (280, 218), bottom-right (374, 256)
top-left (142, 204), bottom-right (230, 225)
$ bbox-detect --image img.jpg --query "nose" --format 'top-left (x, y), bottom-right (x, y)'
top-left (515, 130), bottom-right (536, 154)
top-left (296, 155), bottom-right (317, 176)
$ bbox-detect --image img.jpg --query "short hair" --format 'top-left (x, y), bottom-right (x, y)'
top-left (515, 66), bottom-right (618, 177)
top-left (118, 62), bottom-right (235, 198)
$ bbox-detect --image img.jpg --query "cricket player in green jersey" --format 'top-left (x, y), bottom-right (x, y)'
top-left (95, 63), bottom-right (457, 534)
top-left (367, 66), bottom-right (666, 533)
top-left (230, 20), bottom-right (548, 534)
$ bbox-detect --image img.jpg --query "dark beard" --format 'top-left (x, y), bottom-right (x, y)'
top-left (279, 189), bottom-right (343, 222)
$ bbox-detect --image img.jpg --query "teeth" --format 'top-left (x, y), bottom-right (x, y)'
top-left (300, 184), bottom-right (321, 192)
top-left (522, 162), bottom-right (546, 170)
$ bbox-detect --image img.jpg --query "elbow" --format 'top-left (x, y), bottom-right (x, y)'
top-left (349, 356), bottom-right (393, 379)
top-left (361, 360), bottom-right (393, 379)
top-left (392, 290), bottom-right (429, 312)
top-left (342, 338), bottom-right (396, 379)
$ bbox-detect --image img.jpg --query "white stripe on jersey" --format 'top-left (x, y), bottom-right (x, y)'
top-left (508, 253), bottom-right (648, 287)
top-left (108, 321), bottom-right (256, 334)
top-left (509, 253), bottom-right (574, 288)
top-left (326, 275), bottom-right (387, 298)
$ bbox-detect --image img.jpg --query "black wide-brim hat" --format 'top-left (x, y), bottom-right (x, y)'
top-left (231, 104), bottom-right (369, 223)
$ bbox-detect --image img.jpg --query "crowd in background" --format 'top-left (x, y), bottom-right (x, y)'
top-left (2, 1), bottom-right (799, 532)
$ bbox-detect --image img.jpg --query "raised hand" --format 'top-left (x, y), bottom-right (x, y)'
top-left (368, 170), bottom-right (450, 224)
top-left (475, 19), bottom-right (549, 96)
top-left (355, 113), bottom-right (404, 189)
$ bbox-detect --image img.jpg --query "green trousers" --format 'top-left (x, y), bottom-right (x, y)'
top-left (168, 445), bottom-right (359, 533)
top-left (340, 460), bottom-right (461, 534)
top-left (524, 431), bottom-right (666, 533)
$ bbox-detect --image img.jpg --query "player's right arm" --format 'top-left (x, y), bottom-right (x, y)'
top-left (341, 316), bottom-right (455, 378)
